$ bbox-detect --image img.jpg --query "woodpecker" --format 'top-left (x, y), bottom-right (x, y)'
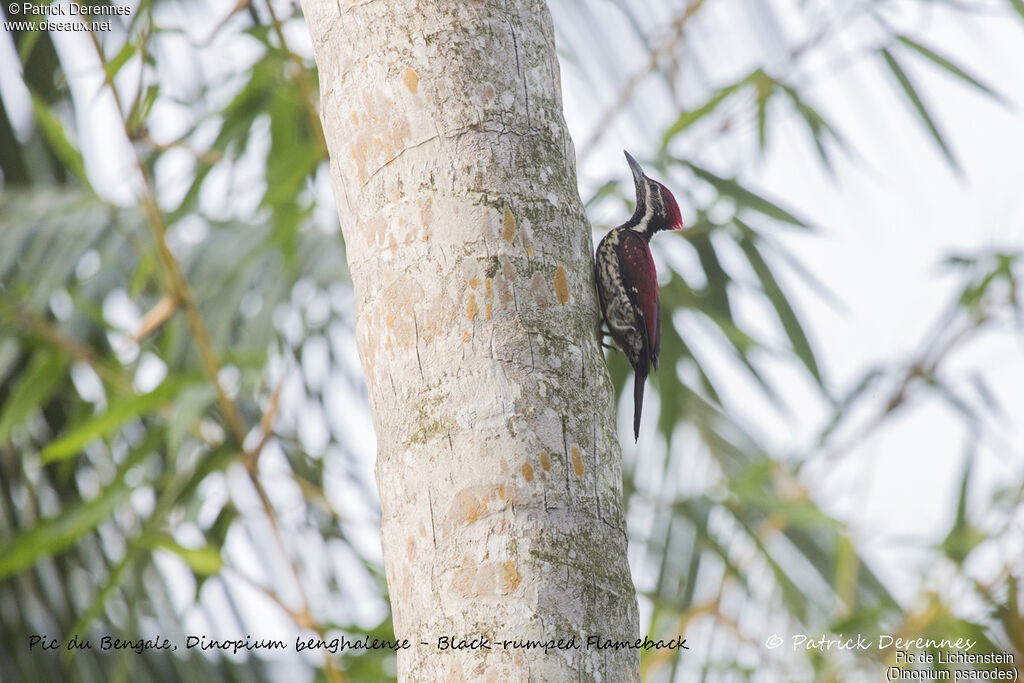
top-left (594, 151), bottom-right (684, 441)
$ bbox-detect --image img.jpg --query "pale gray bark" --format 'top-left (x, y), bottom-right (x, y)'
top-left (301, 1), bottom-right (639, 679)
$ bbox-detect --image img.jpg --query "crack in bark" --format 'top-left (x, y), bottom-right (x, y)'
top-left (413, 314), bottom-right (425, 380)
top-left (561, 415), bottom-right (571, 508)
top-left (363, 132), bottom-right (443, 187)
top-left (581, 342), bottom-right (588, 385)
top-left (427, 489), bottom-right (438, 557)
top-left (341, 0), bottom-right (382, 14)
top-left (499, 9), bottom-right (531, 131)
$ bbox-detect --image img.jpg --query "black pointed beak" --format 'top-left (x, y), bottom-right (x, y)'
top-left (623, 150), bottom-right (646, 186)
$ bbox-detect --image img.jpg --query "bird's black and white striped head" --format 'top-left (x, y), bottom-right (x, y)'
top-left (623, 151), bottom-right (684, 238)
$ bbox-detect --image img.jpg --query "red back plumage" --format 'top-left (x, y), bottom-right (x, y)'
top-left (619, 231), bottom-right (660, 360)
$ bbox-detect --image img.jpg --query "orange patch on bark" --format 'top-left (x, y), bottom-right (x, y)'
top-left (503, 561), bottom-right (522, 591)
top-left (502, 206), bottom-right (517, 242)
top-left (468, 277), bottom-right (480, 290)
top-left (539, 450), bottom-right (552, 472)
top-left (419, 196), bottom-right (433, 233)
top-left (403, 67), bottom-right (420, 94)
top-left (498, 485), bottom-right (506, 500)
top-left (456, 490), bottom-right (487, 524)
top-left (348, 88), bottom-right (410, 182)
top-left (521, 461), bottom-right (534, 483)
top-left (377, 274), bottom-right (426, 351)
top-left (554, 264), bottom-right (570, 305)
top-left (485, 278), bottom-right (493, 320)
top-left (466, 293), bottom-right (479, 322)
top-left (570, 445), bottom-right (584, 478)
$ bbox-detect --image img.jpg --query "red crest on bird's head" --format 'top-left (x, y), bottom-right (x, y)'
top-left (655, 180), bottom-right (684, 231)
top-left (623, 151), bottom-right (684, 235)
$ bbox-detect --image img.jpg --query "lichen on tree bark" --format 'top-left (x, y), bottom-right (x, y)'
top-left (301, 0), bottom-right (640, 679)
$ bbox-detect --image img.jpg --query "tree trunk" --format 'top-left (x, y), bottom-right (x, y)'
top-left (301, 1), bottom-right (639, 679)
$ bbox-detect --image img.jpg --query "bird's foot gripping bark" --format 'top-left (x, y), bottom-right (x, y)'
top-left (596, 321), bottom-right (619, 352)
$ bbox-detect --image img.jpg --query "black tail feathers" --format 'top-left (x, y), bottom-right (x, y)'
top-left (633, 369), bottom-right (647, 442)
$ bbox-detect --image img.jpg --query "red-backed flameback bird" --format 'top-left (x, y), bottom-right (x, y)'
top-left (594, 151), bottom-right (684, 441)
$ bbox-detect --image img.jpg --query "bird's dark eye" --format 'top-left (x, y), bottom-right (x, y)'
top-left (650, 183), bottom-right (663, 207)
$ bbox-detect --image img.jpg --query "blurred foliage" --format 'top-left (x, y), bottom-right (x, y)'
top-left (1, 0), bottom-right (1022, 682)
top-left (556, 0), bottom-right (1024, 680)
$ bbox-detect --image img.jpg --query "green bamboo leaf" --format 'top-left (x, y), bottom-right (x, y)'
top-left (40, 377), bottom-right (187, 462)
top-left (67, 444), bottom-right (236, 638)
top-left (755, 70), bottom-right (774, 152)
top-left (730, 460), bottom-right (840, 530)
top-left (1010, 0), bottom-right (1024, 23)
top-left (960, 266), bottom-right (1001, 310)
top-left (728, 505), bottom-right (809, 620)
top-left (103, 40), bottom-right (136, 85)
top-left (705, 310), bottom-right (785, 407)
top-left (834, 534), bottom-right (859, 608)
top-left (879, 48), bottom-right (961, 173)
top-left (0, 433), bottom-right (153, 580)
top-left (29, 90), bottom-right (92, 189)
top-left (736, 225), bottom-right (823, 384)
top-left (169, 59), bottom-right (276, 221)
top-left (144, 533), bottom-right (224, 576)
top-left (128, 84), bottom-right (160, 135)
top-left (779, 86), bottom-right (847, 174)
top-left (167, 382), bottom-right (217, 457)
top-left (682, 161), bottom-right (810, 228)
top-left (676, 234), bottom-right (787, 406)
top-left (661, 71), bottom-right (756, 147)
top-left (941, 455), bottom-right (984, 563)
top-left (689, 231), bottom-right (733, 317)
top-left (0, 338), bottom-right (19, 386)
top-left (673, 498), bottom-right (752, 595)
top-left (761, 232), bottom-right (846, 311)
top-left (942, 253), bottom-right (976, 269)
top-left (0, 348), bottom-right (67, 444)
top-left (653, 278), bottom-right (724, 412)
top-left (16, 28), bottom-right (42, 63)
top-left (895, 35), bottom-right (1007, 103)
top-left (584, 179), bottom-right (620, 209)
top-left (0, 487), bottom-right (130, 580)
top-left (756, 93), bottom-right (769, 151)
